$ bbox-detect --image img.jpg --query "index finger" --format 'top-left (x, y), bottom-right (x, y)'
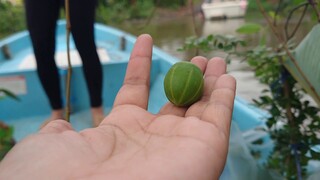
top-left (113, 34), bottom-right (153, 109)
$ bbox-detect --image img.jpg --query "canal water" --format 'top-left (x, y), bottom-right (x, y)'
top-left (111, 13), bottom-right (315, 103)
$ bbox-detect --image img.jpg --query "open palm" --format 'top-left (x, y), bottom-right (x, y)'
top-left (0, 34), bottom-right (236, 180)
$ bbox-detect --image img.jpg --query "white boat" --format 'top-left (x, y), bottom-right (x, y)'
top-left (201, 0), bottom-right (248, 20)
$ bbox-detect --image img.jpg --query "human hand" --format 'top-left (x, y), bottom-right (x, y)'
top-left (0, 34), bottom-right (236, 180)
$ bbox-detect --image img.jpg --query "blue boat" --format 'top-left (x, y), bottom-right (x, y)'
top-left (0, 21), bottom-right (271, 179)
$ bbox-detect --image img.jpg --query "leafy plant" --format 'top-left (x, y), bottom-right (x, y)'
top-left (153, 0), bottom-right (188, 8)
top-left (245, 43), bottom-right (320, 179)
top-left (180, 1), bottom-right (320, 179)
top-left (179, 34), bottom-right (246, 63)
top-left (0, 121), bottom-right (15, 160)
top-left (0, 89), bottom-right (18, 160)
top-left (0, 1), bottom-right (25, 38)
top-left (96, 0), bottom-right (155, 24)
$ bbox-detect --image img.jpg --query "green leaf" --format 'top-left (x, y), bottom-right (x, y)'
top-left (268, 11), bottom-right (282, 22)
top-left (283, 24), bottom-right (320, 105)
top-left (236, 23), bottom-right (263, 34)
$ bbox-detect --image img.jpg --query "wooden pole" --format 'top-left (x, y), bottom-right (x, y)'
top-left (65, 0), bottom-right (72, 122)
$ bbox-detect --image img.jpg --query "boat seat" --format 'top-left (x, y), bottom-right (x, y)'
top-left (18, 48), bottom-right (111, 70)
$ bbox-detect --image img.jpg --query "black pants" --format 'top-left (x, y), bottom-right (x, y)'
top-left (25, 0), bottom-right (103, 110)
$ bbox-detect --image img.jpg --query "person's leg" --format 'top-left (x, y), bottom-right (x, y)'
top-left (69, 0), bottom-right (104, 126)
top-left (25, 0), bottom-right (63, 120)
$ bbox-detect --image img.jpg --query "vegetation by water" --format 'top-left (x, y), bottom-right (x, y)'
top-left (0, 1), bottom-right (25, 39)
top-left (0, 89), bottom-right (18, 160)
top-left (0, 121), bottom-right (15, 160)
top-left (0, 0), bottom-right (289, 39)
top-left (180, 1), bottom-right (320, 179)
top-left (0, 0), bottom-right (201, 38)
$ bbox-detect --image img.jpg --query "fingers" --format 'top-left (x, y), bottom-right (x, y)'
top-left (186, 57), bottom-right (235, 135)
top-left (185, 57), bottom-right (226, 117)
top-left (202, 57), bottom-right (227, 99)
top-left (158, 56), bottom-right (208, 116)
top-left (39, 120), bottom-right (74, 134)
top-left (190, 56), bottom-right (208, 73)
top-left (201, 74), bottom-right (236, 135)
top-left (113, 34), bottom-right (153, 109)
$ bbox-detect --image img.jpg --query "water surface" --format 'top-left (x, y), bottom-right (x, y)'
top-left (110, 12), bottom-right (316, 102)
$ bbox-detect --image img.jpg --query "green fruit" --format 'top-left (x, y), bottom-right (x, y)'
top-left (164, 61), bottom-right (204, 107)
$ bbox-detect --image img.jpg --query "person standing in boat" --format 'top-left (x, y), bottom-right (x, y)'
top-left (24, 0), bottom-right (104, 127)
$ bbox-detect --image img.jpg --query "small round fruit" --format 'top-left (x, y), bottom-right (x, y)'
top-left (164, 61), bottom-right (204, 107)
